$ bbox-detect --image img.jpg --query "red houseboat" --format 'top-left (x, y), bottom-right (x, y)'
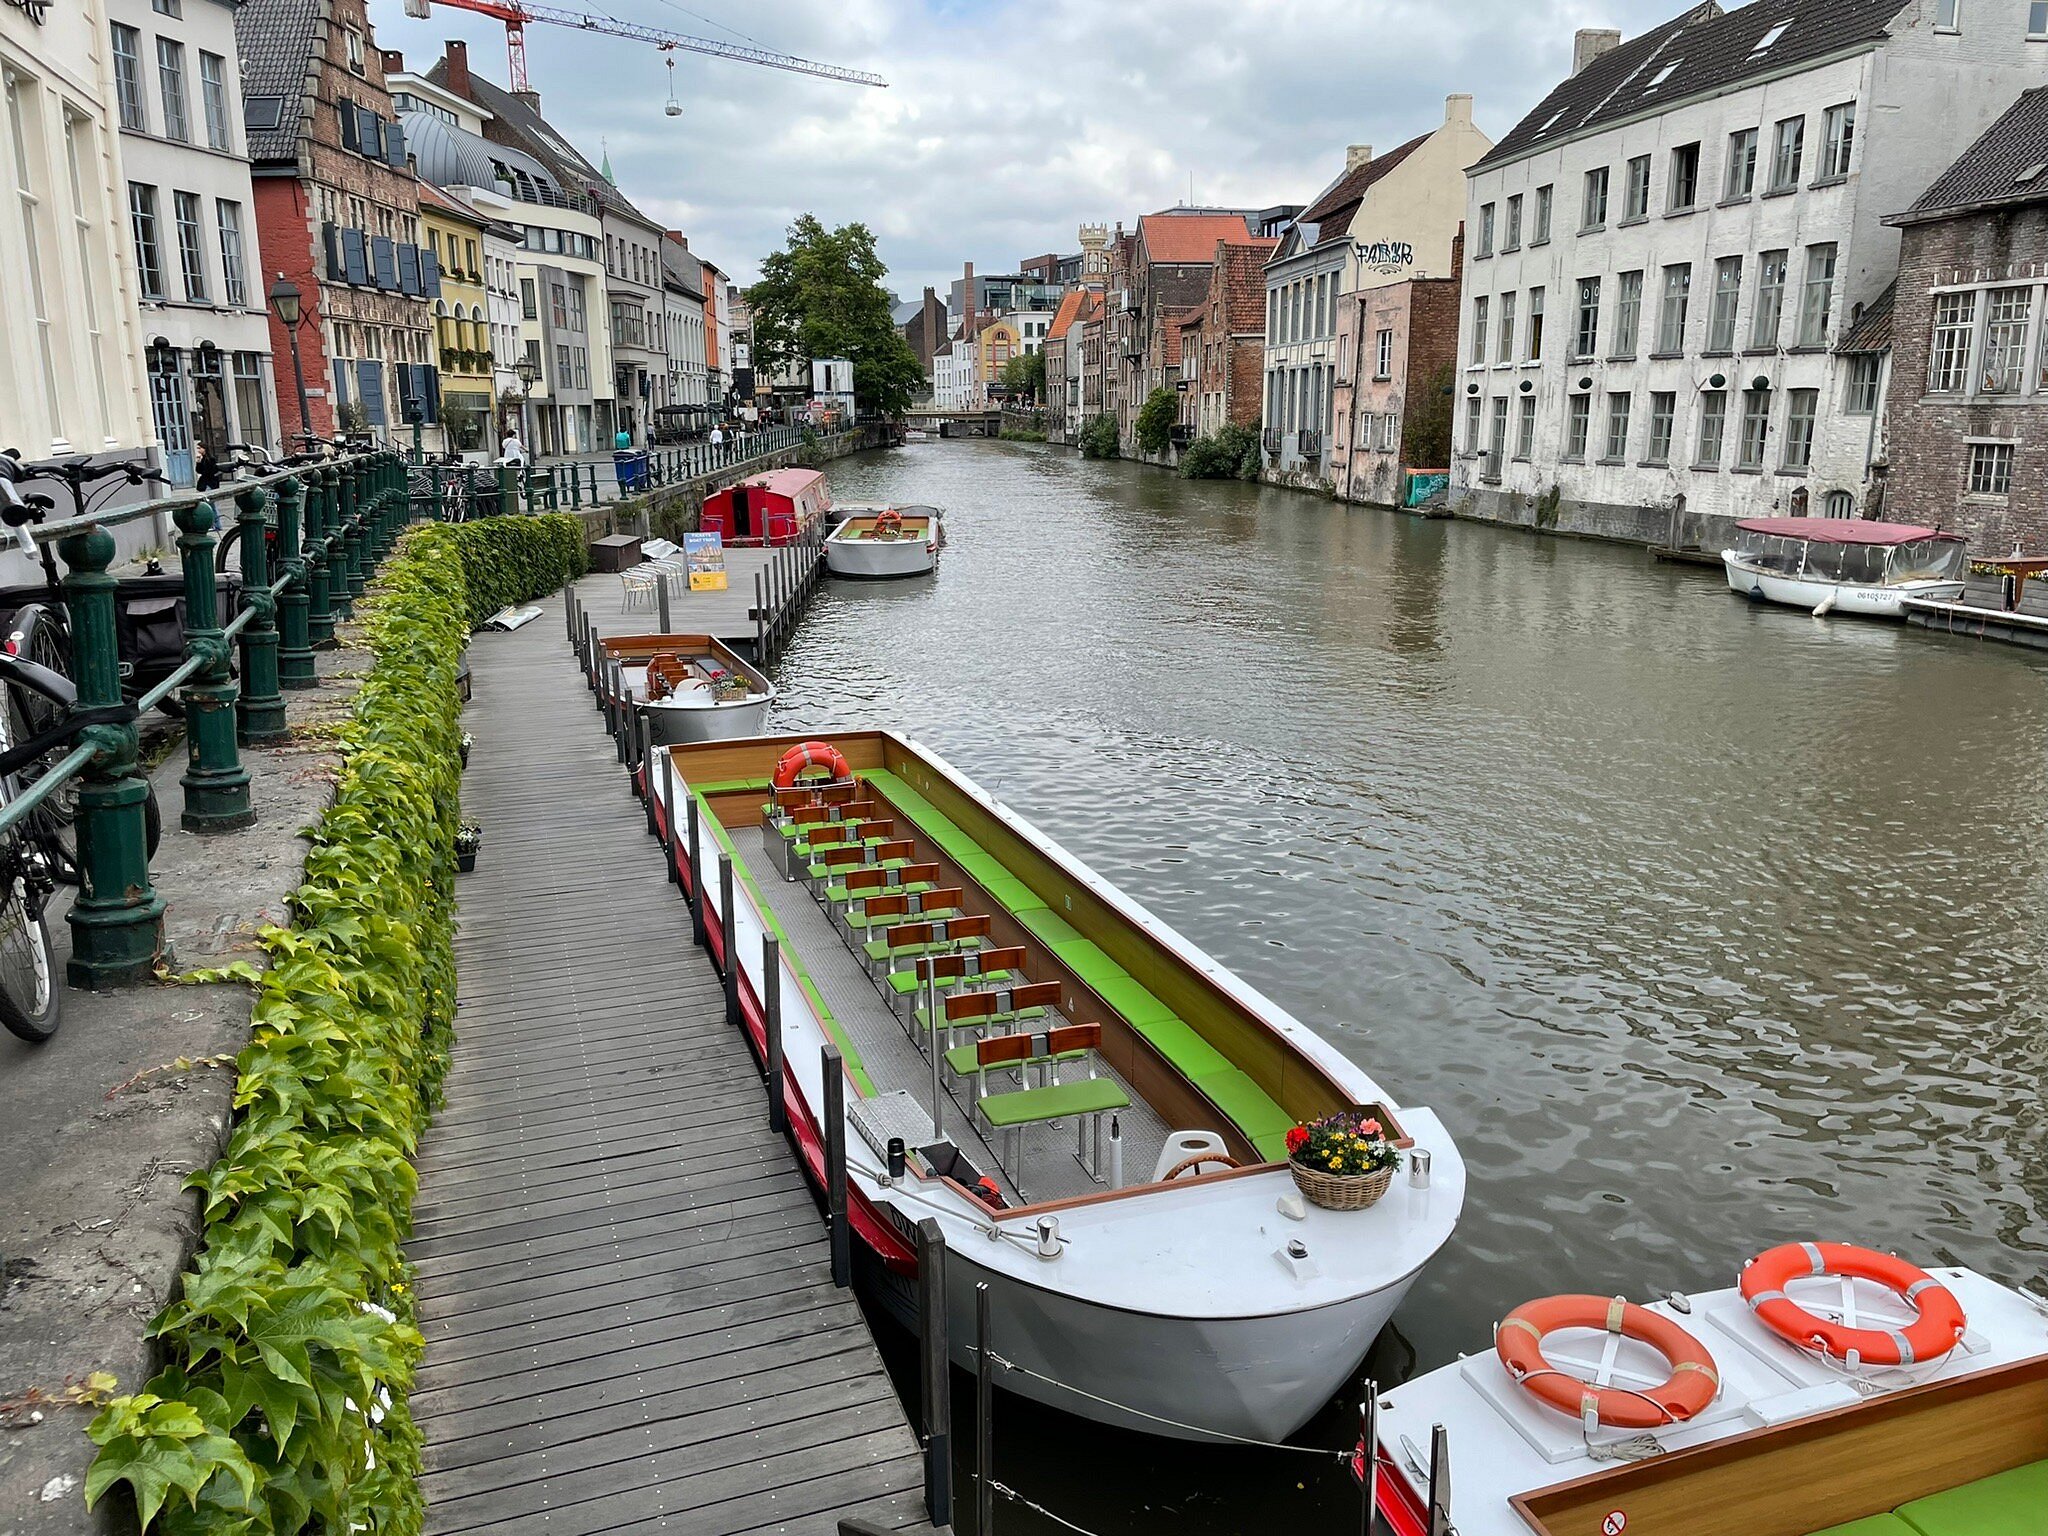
top-left (699, 468), bottom-right (831, 548)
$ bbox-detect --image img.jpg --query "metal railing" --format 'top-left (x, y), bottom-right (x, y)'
top-left (402, 424), bottom-right (813, 518)
top-left (0, 449), bottom-right (410, 988)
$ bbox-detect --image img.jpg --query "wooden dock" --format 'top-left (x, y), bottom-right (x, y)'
top-left (570, 528), bottom-right (822, 665)
top-left (407, 590), bottom-right (938, 1536)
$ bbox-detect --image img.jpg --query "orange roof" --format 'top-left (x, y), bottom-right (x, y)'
top-left (1046, 286), bottom-right (1091, 342)
top-left (1138, 212), bottom-right (1255, 265)
top-left (415, 177), bottom-right (490, 227)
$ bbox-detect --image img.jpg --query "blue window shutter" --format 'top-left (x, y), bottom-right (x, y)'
top-left (321, 222), bottom-right (341, 281)
top-left (383, 120), bottom-right (406, 167)
top-left (371, 236), bottom-right (397, 290)
top-left (397, 243), bottom-right (421, 296)
top-left (341, 227), bottom-right (368, 286)
top-left (357, 107), bottom-right (380, 158)
top-left (332, 360), bottom-right (350, 406)
top-left (338, 98), bottom-right (357, 151)
top-left (357, 361), bottom-right (386, 426)
top-left (419, 247), bottom-right (441, 297)
top-left (395, 363), bottom-right (417, 422)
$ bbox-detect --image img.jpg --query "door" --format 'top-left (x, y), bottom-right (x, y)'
top-left (188, 357), bottom-right (230, 474)
top-left (149, 350), bottom-right (194, 487)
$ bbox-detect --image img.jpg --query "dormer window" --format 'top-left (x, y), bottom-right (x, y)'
top-left (1751, 20), bottom-right (1789, 52)
top-left (1649, 61), bottom-right (1679, 86)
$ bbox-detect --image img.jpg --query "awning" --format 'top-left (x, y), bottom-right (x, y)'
top-left (1735, 518), bottom-right (1961, 546)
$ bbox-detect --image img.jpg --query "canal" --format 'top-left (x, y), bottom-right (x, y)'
top-left (771, 440), bottom-right (2048, 1534)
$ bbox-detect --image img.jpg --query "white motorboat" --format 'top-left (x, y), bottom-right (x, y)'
top-left (598, 632), bottom-right (775, 745)
top-left (823, 506), bottom-right (942, 579)
top-left (642, 731), bottom-right (1465, 1443)
top-left (1366, 1242), bottom-right (2048, 1536)
top-left (1722, 518), bottom-right (1968, 616)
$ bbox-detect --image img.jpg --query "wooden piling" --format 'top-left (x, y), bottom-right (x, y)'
top-left (763, 931), bottom-right (786, 1134)
top-left (718, 854), bottom-right (738, 1024)
top-left (824, 1043), bottom-right (850, 1288)
top-left (976, 1281), bottom-right (994, 1536)
top-left (918, 1219), bottom-right (952, 1529)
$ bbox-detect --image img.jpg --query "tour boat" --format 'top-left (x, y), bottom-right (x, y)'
top-left (1721, 519), bottom-right (1968, 617)
top-left (698, 467), bottom-right (830, 548)
top-left (637, 730), bottom-right (1465, 1443)
top-left (823, 506), bottom-right (943, 579)
top-left (596, 632), bottom-right (774, 744)
top-left (1364, 1241), bottom-right (2048, 1536)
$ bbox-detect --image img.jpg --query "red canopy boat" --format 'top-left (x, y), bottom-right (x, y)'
top-left (699, 468), bottom-right (830, 548)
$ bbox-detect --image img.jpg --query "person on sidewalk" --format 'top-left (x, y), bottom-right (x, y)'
top-left (709, 423), bottom-right (725, 455)
top-left (500, 427), bottom-right (527, 465)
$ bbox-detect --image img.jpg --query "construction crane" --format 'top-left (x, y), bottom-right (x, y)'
top-left (398, 0), bottom-right (888, 96)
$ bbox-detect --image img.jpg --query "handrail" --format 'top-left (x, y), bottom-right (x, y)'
top-left (20, 451), bottom-right (385, 546)
top-left (0, 740), bottom-right (98, 840)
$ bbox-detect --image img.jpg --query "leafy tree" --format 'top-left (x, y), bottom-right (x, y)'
top-left (1179, 423), bottom-right (1262, 481)
top-left (999, 351), bottom-right (1045, 402)
top-left (1134, 387), bottom-right (1179, 455)
top-left (1405, 363), bottom-right (1456, 470)
top-left (1078, 414), bottom-right (1120, 460)
top-left (747, 214), bottom-right (924, 418)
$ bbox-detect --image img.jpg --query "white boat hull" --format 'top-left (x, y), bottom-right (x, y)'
top-left (1721, 554), bottom-right (1965, 616)
top-left (824, 536), bottom-right (937, 579)
top-left (640, 693), bottom-right (774, 745)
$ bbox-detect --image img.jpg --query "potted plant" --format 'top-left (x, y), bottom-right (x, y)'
top-left (1285, 1109), bottom-right (1401, 1211)
top-left (705, 668), bottom-right (749, 703)
top-left (455, 819), bottom-right (482, 873)
top-left (459, 731), bottom-right (474, 768)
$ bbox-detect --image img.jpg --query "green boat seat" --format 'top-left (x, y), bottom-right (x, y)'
top-left (981, 1075), bottom-right (1130, 1129)
top-left (848, 902), bottom-right (957, 933)
top-left (809, 854), bottom-right (911, 881)
top-left (943, 1038), bottom-right (1087, 1080)
top-left (1017, 909), bottom-right (1083, 949)
top-left (916, 980), bottom-right (1061, 1032)
top-left (1132, 1016), bottom-right (1232, 1080)
top-left (866, 933), bottom-right (986, 965)
top-left (826, 878), bottom-right (933, 905)
top-left (1897, 1460), bottom-right (2048, 1536)
top-left (983, 874), bottom-right (1045, 914)
top-left (914, 991), bottom-right (1045, 1024)
top-left (1194, 1068), bottom-right (1296, 1161)
top-left (908, 973), bottom-right (1020, 1013)
top-left (1807, 1520), bottom-right (1918, 1536)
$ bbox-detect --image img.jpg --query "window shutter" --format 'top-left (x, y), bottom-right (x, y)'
top-left (321, 221), bottom-right (342, 281)
top-left (338, 97), bottom-right (357, 151)
top-left (331, 359), bottom-right (351, 406)
top-left (419, 246), bottom-right (441, 297)
top-left (424, 365), bottom-right (441, 423)
top-left (395, 363), bottom-right (417, 422)
top-left (356, 106), bottom-right (380, 157)
top-left (371, 236), bottom-right (397, 290)
top-left (357, 360), bottom-right (386, 426)
top-left (382, 120), bottom-right (406, 167)
top-left (397, 243), bottom-right (421, 296)
top-left (341, 227), bottom-right (368, 286)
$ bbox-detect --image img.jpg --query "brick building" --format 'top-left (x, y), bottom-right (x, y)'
top-left (899, 286), bottom-right (949, 375)
top-left (239, 0), bottom-right (436, 444)
top-left (1178, 236), bottom-right (1279, 438)
top-left (1330, 265), bottom-right (1464, 506)
top-left (1114, 212), bottom-right (1262, 455)
top-left (1882, 85), bottom-right (2048, 550)
top-left (1043, 286), bottom-right (1093, 442)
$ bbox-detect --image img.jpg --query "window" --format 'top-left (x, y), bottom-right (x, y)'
top-left (1565, 393), bottom-right (1591, 459)
top-left (1726, 127), bottom-right (1759, 199)
top-left (1797, 243), bottom-right (1836, 347)
top-left (1375, 327), bottom-right (1392, 379)
top-left (1980, 286), bottom-right (2033, 392)
top-left (156, 39), bottom-right (189, 142)
top-left (1603, 392), bottom-right (1631, 460)
top-left (1646, 391), bottom-right (1676, 463)
top-left (233, 351), bottom-right (268, 448)
top-left (1533, 183), bottom-right (1553, 243)
top-left (216, 198), bottom-right (246, 306)
top-left (1928, 291), bottom-right (1976, 391)
top-left (152, 0), bottom-right (180, 12)
top-left (1934, 0), bottom-right (1960, 30)
top-left (1845, 354), bottom-right (1881, 413)
top-left (1488, 397), bottom-right (1510, 461)
top-left (1669, 142), bottom-right (1700, 209)
top-left (1657, 263), bottom-right (1691, 353)
top-left (1737, 388), bottom-right (1771, 468)
top-left (1697, 390), bottom-right (1727, 465)
top-left (1821, 103), bottom-right (1855, 178)
top-left (1582, 166), bottom-right (1609, 230)
top-left (550, 280), bottom-right (567, 327)
top-left (1752, 19), bottom-right (1789, 51)
top-left (1478, 202), bottom-right (1495, 257)
top-left (1782, 389), bottom-right (1817, 470)
top-left (2032, 1), bottom-right (2048, 37)
top-left (1967, 441), bottom-right (2014, 497)
top-left (520, 276), bottom-right (536, 320)
top-left (199, 52), bottom-right (230, 150)
top-left (1471, 296), bottom-right (1489, 365)
top-left (112, 25), bottom-right (145, 130)
top-left (6, 68), bottom-right (62, 422)
top-left (345, 25), bottom-right (366, 73)
top-left (1463, 396), bottom-right (1482, 452)
top-left (62, 108), bottom-right (113, 441)
top-left (129, 181), bottom-right (164, 298)
top-left (1623, 155), bottom-right (1651, 220)
top-left (1769, 116), bottom-right (1804, 191)
top-left (1527, 286), bottom-right (1545, 360)
top-left (1574, 277), bottom-right (1601, 358)
top-left (1707, 257), bottom-right (1742, 350)
top-left (1382, 413), bottom-right (1400, 451)
top-left (1497, 291), bottom-right (1517, 364)
top-left (1751, 250), bottom-right (1788, 347)
top-left (1516, 395), bottom-right (1536, 458)
top-left (1503, 193), bottom-right (1523, 251)
top-left (1613, 269), bottom-right (1643, 357)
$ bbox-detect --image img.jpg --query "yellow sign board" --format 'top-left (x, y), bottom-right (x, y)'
top-left (685, 531), bottom-right (728, 592)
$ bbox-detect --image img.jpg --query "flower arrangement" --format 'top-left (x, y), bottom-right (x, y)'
top-left (1285, 1110), bottom-right (1400, 1210)
top-left (705, 667), bottom-right (749, 701)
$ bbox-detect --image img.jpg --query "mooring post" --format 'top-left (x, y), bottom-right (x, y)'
top-left (976, 1281), bottom-right (994, 1536)
top-left (686, 796), bottom-right (705, 942)
top-left (1359, 1387), bottom-right (1379, 1536)
top-left (763, 931), bottom-right (785, 1133)
top-left (754, 570), bottom-right (765, 661)
top-left (718, 854), bottom-right (738, 1023)
top-left (656, 563), bottom-right (672, 629)
top-left (660, 754), bottom-right (681, 887)
top-left (824, 1043), bottom-right (850, 1287)
top-left (918, 1218), bottom-right (952, 1529)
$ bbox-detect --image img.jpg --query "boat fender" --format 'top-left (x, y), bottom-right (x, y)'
top-left (1812, 593), bottom-right (1837, 617)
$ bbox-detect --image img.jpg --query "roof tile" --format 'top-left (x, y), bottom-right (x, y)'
top-left (1137, 212), bottom-right (1256, 264)
top-left (1896, 85), bottom-right (2048, 220)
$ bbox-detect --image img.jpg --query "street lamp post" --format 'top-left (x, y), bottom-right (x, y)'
top-left (514, 355), bottom-right (540, 460)
top-left (267, 273), bottom-right (311, 449)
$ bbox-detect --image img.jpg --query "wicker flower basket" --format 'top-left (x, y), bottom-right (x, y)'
top-left (1290, 1161), bottom-right (1395, 1212)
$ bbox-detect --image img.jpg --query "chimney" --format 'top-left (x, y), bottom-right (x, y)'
top-left (963, 260), bottom-right (975, 333)
top-left (1345, 144), bottom-right (1374, 171)
top-left (1572, 28), bottom-right (1622, 74)
top-left (665, 229), bottom-right (688, 249)
top-left (1445, 93), bottom-right (1473, 126)
top-left (443, 39), bottom-right (471, 100)
top-left (515, 89), bottom-right (541, 112)
top-left (380, 48), bottom-right (403, 75)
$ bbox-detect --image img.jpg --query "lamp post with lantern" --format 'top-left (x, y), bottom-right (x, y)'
top-left (267, 274), bottom-right (312, 450)
top-left (514, 354), bottom-right (540, 460)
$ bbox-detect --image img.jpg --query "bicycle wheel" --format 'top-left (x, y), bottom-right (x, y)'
top-left (0, 829), bottom-right (58, 1042)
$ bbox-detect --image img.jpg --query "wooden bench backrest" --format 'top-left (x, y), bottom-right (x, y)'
top-left (843, 862), bottom-right (940, 897)
top-left (916, 946), bottom-right (1027, 984)
top-left (848, 819), bottom-right (894, 844)
top-left (870, 839), bottom-right (915, 865)
top-left (774, 783), bottom-right (855, 810)
top-left (882, 914), bottom-right (991, 950)
top-left (816, 845), bottom-right (866, 872)
top-left (832, 799), bottom-right (879, 823)
top-left (976, 1023), bottom-right (1100, 1068)
top-left (788, 805), bottom-right (831, 829)
top-left (945, 980), bottom-right (1060, 1022)
top-left (805, 825), bottom-right (853, 850)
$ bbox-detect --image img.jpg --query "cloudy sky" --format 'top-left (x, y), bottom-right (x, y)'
top-left (370, 0), bottom-right (1693, 299)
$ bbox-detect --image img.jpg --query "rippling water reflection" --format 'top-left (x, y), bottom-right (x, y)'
top-left (771, 441), bottom-right (2048, 1533)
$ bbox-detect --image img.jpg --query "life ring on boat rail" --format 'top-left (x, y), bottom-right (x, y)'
top-left (874, 509), bottom-right (903, 537)
top-left (1496, 1295), bottom-right (1720, 1429)
top-left (1739, 1242), bottom-right (1966, 1366)
top-left (644, 653), bottom-right (687, 702)
top-left (1162, 1152), bottom-right (1240, 1181)
top-left (772, 740), bottom-right (853, 791)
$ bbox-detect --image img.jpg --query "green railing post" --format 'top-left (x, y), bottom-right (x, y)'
top-left (234, 486), bottom-right (288, 742)
top-left (430, 465), bottom-right (446, 522)
top-left (342, 461), bottom-right (368, 600)
top-left (522, 466), bottom-right (535, 516)
top-left (328, 463), bottom-right (355, 618)
top-left (496, 464), bottom-right (514, 518)
top-left (274, 474), bottom-right (316, 688)
top-left (306, 465), bottom-right (336, 647)
top-left (174, 498), bottom-right (254, 832)
top-left (59, 523), bottom-right (165, 986)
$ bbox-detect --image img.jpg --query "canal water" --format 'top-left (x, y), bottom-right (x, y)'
top-left (770, 441), bottom-right (2048, 1534)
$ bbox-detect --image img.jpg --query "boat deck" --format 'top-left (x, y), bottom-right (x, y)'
top-left (747, 825), bottom-right (1174, 1206)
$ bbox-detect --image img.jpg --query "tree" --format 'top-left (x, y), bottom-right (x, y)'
top-left (1405, 363), bottom-right (1455, 470)
top-left (999, 350), bottom-right (1045, 402)
top-left (747, 214), bottom-right (924, 418)
top-left (1179, 423), bottom-right (1262, 481)
top-left (1078, 414), bottom-right (1120, 459)
top-left (1134, 387), bottom-right (1178, 455)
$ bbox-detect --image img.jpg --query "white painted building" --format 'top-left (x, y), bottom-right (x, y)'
top-left (483, 223), bottom-right (522, 438)
top-left (1, 0), bottom-right (154, 469)
top-left (659, 233), bottom-right (709, 429)
top-left (1452, 0), bottom-right (2046, 547)
top-left (1263, 95), bottom-right (1492, 485)
top-left (931, 335), bottom-right (979, 409)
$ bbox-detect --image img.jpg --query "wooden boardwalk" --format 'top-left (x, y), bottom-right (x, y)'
top-left (407, 590), bottom-right (935, 1536)
top-left (569, 532), bottom-right (821, 665)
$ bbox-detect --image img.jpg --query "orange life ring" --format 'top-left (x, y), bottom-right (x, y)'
top-left (1497, 1294), bottom-right (1720, 1429)
top-left (644, 653), bottom-right (687, 702)
top-left (1740, 1242), bottom-right (1966, 1366)
top-left (772, 740), bottom-right (852, 791)
top-left (874, 509), bottom-right (903, 537)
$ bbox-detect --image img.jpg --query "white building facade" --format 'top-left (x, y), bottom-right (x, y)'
top-left (483, 222), bottom-right (522, 437)
top-left (931, 336), bottom-right (979, 409)
top-left (1452, 0), bottom-right (2046, 547)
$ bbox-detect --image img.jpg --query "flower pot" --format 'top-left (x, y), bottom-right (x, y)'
top-left (457, 850), bottom-right (478, 873)
top-left (1290, 1161), bottom-right (1394, 1212)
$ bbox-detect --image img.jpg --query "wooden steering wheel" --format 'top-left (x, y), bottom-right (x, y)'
top-left (1162, 1152), bottom-right (1241, 1182)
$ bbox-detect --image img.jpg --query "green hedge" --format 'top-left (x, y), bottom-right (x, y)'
top-left (437, 513), bottom-right (588, 629)
top-left (85, 524), bottom-right (472, 1535)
